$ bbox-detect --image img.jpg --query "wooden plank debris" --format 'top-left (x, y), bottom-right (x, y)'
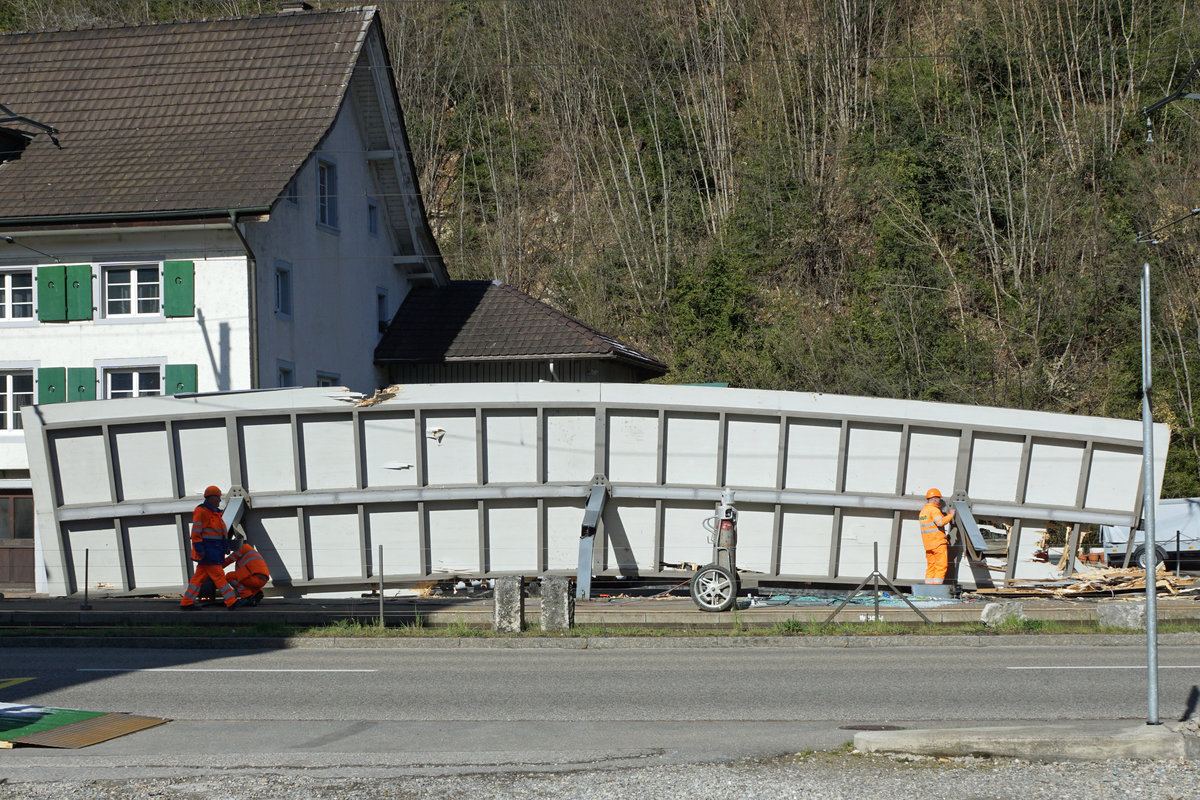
top-left (973, 566), bottom-right (1196, 598)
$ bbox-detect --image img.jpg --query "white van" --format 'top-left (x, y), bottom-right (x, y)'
top-left (1101, 498), bottom-right (1200, 568)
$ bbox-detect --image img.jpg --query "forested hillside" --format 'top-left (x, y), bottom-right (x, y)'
top-left (6, 0), bottom-right (1200, 496)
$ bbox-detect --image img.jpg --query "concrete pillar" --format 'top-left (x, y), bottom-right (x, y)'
top-left (493, 575), bottom-right (524, 633)
top-left (1098, 600), bottom-right (1146, 630)
top-left (540, 575), bottom-right (574, 632)
top-left (980, 600), bottom-right (1026, 628)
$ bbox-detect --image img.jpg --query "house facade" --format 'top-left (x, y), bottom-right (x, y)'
top-left (0, 6), bottom-right (447, 590)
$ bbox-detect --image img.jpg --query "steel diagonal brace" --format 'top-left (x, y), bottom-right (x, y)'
top-left (576, 476), bottom-right (609, 599)
top-left (951, 495), bottom-right (995, 590)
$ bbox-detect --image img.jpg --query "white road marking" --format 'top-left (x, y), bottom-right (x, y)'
top-left (78, 668), bottom-right (377, 673)
top-left (1006, 665), bottom-right (1200, 670)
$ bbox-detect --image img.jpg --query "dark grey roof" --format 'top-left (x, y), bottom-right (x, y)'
top-left (374, 280), bottom-right (668, 374)
top-left (0, 7), bottom-right (375, 220)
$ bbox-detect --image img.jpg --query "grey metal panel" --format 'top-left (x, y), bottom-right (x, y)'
top-left (352, 504), bottom-right (367, 579)
top-left (895, 424), bottom-right (910, 494)
top-left (828, 507), bottom-right (843, 578)
top-left (1075, 442), bottom-right (1094, 508)
top-left (25, 383), bottom-right (1168, 596)
top-left (1015, 434), bottom-right (1033, 503)
top-left (165, 420), bottom-right (182, 499)
top-left (1005, 519), bottom-right (1023, 581)
top-left (114, 519), bottom-right (130, 592)
top-left (102, 425), bottom-right (118, 503)
top-left (887, 510), bottom-right (902, 576)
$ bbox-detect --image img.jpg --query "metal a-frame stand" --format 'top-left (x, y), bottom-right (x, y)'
top-left (823, 542), bottom-right (931, 625)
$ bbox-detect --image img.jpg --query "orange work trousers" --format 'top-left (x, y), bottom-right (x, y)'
top-left (229, 570), bottom-right (269, 599)
top-left (182, 563), bottom-right (237, 607)
top-left (924, 541), bottom-right (948, 584)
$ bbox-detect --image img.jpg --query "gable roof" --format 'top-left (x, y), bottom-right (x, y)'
top-left (374, 280), bottom-right (669, 376)
top-left (0, 7), bottom-right (376, 222)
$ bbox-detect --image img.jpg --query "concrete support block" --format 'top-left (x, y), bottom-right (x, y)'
top-left (981, 600), bottom-right (1026, 627)
top-left (1098, 600), bottom-right (1146, 630)
top-left (493, 575), bottom-right (524, 633)
top-left (909, 584), bottom-right (953, 600)
top-left (540, 576), bottom-right (574, 632)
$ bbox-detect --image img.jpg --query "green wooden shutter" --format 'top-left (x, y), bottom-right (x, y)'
top-left (66, 367), bottom-right (96, 402)
top-left (163, 260), bottom-right (195, 317)
top-left (36, 266), bottom-right (66, 321)
top-left (37, 367), bottom-right (65, 404)
top-left (65, 264), bottom-right (94, 321)
top-left (165, 364), bottom-right (198, 395)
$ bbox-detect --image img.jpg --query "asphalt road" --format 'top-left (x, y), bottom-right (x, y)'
top-left (2, 641), bottom-right (1200, 780)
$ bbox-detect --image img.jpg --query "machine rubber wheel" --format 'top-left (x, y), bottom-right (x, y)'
top-left (1132, 545), bottom-right (1169, 570)
top-left (690, 564), bottom-right (737, 612)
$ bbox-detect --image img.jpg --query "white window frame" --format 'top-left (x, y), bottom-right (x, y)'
top-left (0, 368), bottom-right (35, 432)
top-left (102, 263), bottom-right (162, 319)
top-left (102, 366), bottom-right (162, 399)
top-left (0, 269), bottom-right (35, 322)
top-left (315, 371), bottom-right (340, 387)
top-left (274, 261), bottom-right (293, 319)
top-left (277, 360), bottom-right (295, 388)
top-left (317, 159), bottom-right (339, 230)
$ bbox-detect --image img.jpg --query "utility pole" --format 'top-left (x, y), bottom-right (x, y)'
top-left (1132, 58), bottom-right (1200, 725)
top-left (1140, 263), bottom-right (1160, 726)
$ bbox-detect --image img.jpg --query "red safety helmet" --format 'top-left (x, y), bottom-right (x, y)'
top-left (204, 485), bottom-right (223, 498)
top-left (925, 488), bottom-right (942, 500)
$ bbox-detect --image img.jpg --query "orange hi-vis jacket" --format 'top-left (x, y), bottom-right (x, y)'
top-left (918, 501), bottom-right (955, 549)
top-left (225, 543), bottom-right (270, 581)
top-left (190, 504), bottom-right (228, 565)
top-left (918, 500), bottom-right (955, 584)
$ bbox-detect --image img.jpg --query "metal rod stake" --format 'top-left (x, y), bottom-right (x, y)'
top-left (80, 548), bottom-right (92, 611)
top-left (378, 544), bottom-right (384, 628)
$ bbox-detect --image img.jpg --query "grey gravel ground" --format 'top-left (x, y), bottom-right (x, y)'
top-left (4, 751), bottom-right (1200, 800)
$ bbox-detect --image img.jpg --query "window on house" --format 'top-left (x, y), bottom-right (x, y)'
top-left (0, 271), bottom-right (34, 320)
top-left (315, 372), bottom-right (339, 387)
top-left (367, 200), bottom-right (379, 237)
top-left (105, 367), bottom-right (161, 399)
top-left (104, 265), bottom-right (160, 317)
top-left (317, 160), bottom-right (338, 229)
top-left (0, 371), bottom-right (33, 430)
top-left (285, 176), bottom-right (299, 205)
top-left (274, 262), bottom-right (293, 318)
top-left (277, 361), bottom-right (295, 387)
top-left (376, 288), bottom-right (388, 334)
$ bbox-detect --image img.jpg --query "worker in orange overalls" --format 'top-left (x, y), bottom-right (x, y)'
top-left (919, 488), bottom-right (956, 585)
top-left (181, 485), bottom-right (238, 609)
top-left (224, 531), bottom-right (270, 606)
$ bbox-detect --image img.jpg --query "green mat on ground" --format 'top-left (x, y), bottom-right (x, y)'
top-left (0, 705), bottom-right (107, 741)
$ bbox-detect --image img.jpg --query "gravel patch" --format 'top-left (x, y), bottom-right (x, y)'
top-left (4, 751), bottom-right (1200, 800)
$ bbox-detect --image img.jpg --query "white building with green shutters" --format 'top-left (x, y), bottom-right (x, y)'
top-left (0, 7), bottom-right (447, 590)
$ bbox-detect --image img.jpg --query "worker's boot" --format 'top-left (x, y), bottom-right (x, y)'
top-left (252, 591), bottom-right (264, 606)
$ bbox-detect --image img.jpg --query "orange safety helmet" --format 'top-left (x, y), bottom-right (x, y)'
top-left (925, 488), bottom-right (942, 500)
top-left (204, 485), bottom-right (223, 498)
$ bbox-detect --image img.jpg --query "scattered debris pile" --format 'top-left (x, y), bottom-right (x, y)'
top-left (355, 385), bottom-right (402, 407)
top-left (976, 566), bottom-right (1197, 598)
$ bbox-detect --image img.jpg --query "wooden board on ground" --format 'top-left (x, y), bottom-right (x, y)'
top-left (0, 703), bottom-right (168, 749)
top-left (973, 566), bottom-right (1197, 598)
